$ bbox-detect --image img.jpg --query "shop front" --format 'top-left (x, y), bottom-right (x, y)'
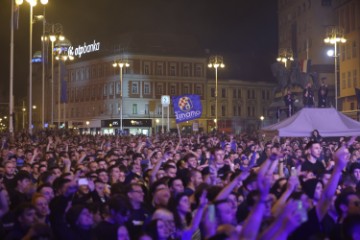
top-left (101, 119), bottom-right (152, 135)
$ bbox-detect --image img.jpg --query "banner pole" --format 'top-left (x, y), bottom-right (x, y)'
top-left (177, 124), bottom-right (181, 142)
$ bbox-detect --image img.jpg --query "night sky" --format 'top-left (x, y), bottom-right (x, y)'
top-left (0, 0), bottom-right (278, 103)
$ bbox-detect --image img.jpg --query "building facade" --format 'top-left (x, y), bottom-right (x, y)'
top-left (21, 33), bottom-right (270, 135)
top-left (278, 0), bottom-right (360, 119)
top-left (335, 0), bottom-right (360, 118)
top-left (56, 52), bottom-right (274, 135)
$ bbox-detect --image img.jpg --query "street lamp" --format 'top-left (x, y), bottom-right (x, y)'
top-left (324, 26), bottom-right (346, 110)
top-left (22, 101), bottom-right (26, 130)
top-left (276, 48), bottom-right (294, 68)
top-left (16, 0), bottom-right (48, 133)
top-left (208, 55), bottom-right (225, 131)
top-left (260, 116), bottom-right (264, 128)
top-left (55, 37), bottom-right (73, 129)
top-left (113, 59), bottom-right (130, 133)
top-left (44, 23), bottom-right (64, 126)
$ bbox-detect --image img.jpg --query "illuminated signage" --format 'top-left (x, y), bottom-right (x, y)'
top-left (68, 40), bottom-right (100, 58)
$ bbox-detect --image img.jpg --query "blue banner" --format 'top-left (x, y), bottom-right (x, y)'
top-left (172, 94), bottom-right (202, 123)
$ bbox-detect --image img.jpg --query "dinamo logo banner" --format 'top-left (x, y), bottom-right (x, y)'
top-left (172, 94), bottom-right (202, 123)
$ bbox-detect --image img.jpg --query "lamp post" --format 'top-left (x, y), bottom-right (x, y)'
top-left (113, 59), bottom-right (130, 134)
top-left (45, 23), bottom-right (64, 126)
top-left (22, 101), bottom-right (26, 129)
top-left (55, 38), bottom-right (73, 129)
top-left (324, 26), bottom-right (346, 110)
top-left (260, 115), bottom-right (264, 128)
top-left (41, 7), bottom-right (46, 128)
top-left (16, 0), bottom-right (48, 133)
top-left (276, 48), bottom-right (294, 68)
top-left (208, 55), bottom-right (225, 131)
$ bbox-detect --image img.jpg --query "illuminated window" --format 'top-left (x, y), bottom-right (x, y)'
top-left (132, 82), bottom-right (139, 94)
top-left (144, 83), bottom-right (151, 95)
top-left (109, 82), bottom-right (114, 95)
top-left (116, 82), bottom-right (120, 94)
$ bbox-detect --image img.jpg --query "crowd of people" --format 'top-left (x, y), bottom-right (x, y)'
top-left (0, 129), bottom-right (359, 240)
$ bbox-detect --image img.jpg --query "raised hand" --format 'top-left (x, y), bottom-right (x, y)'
top-left (334, 136), bottom-right (356, 170)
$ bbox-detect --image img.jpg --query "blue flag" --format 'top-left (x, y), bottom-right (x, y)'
top-left (172, 94), bottom-right (202, 123)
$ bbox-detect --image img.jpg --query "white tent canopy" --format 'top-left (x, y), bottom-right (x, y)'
top-left (262, 108), bottom-right (360, 137)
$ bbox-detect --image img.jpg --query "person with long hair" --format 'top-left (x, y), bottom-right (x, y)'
top-left (168, 193), bottom-right (192, 238)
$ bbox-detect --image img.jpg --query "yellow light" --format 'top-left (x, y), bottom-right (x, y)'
top-left (125, 63), bottom-right (130, 67)
top-left (58, 35), bottom-right (65, 41)
top-left (22, 108), bottom-right (26, 112)
top-left (208, 63), bottom-right (212, 68)
top-left (32, 105), bottom-right (37, 109)
top-left (26, 0), bottom-right (37, 7)
top-left (112, 62), bottom-right (117, 67)
top-left (49, 35), bottom-right (56, 42)
top-left (86, 121), bottom-right (90, 125)
top-left (220, 63), bottom-right (225, 68)
top-left (40, 0), bottom-right (48, 4)
top-left (55, 56), bottom-right (59, 60)
top-left (16, 0), bottom-right (24, 5)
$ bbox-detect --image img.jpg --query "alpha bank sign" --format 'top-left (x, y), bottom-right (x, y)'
top-left (68, 40), bottom-right (100, 58)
